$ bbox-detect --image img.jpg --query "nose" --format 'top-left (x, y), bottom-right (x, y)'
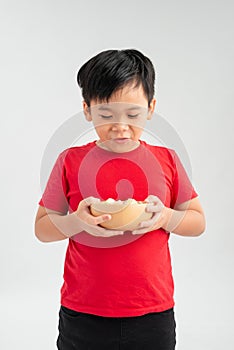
top-left (111, 122), bottom-right (129, 131)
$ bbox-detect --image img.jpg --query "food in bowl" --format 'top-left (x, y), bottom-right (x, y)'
top-left (90, 198), bottom-right (152, 231)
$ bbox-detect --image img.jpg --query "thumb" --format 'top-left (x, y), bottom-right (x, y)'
top-left (83, 196), bottom-right (100, 206)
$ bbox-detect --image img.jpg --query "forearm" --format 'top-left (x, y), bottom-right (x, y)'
top-left (163, 208), bottom-right (206, 237)
top-left (35, 213), bottom-right (82, 243)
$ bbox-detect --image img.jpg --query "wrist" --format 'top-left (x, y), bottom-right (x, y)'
top-left (70, 212), bottom-right (85, 235)
top-left (58, 212), bottom-right (83, 238)
top-left (161, 207), bottom-right (174, 232)
top-left (162, 207), bottom-right (187, 233)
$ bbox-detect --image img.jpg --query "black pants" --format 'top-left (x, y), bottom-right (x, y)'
top-left (57, 306), bottom-right (176, 350)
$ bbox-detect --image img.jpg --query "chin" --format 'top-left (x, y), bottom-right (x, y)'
top-left (110, 140), bottom-right (140, 153)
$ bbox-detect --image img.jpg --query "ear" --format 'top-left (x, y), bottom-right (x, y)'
top-left (83, 101), bottom-right (92, 121)
top-left (147, 98), bottom-right (156, 120)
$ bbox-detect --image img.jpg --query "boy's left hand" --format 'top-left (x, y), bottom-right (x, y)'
top-left (132, 195), bottom-right (169, 235)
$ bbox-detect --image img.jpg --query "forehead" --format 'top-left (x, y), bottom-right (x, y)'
top-left (90, 83), bottom-right (148, 107)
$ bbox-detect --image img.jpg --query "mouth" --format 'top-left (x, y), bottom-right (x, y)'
top-left (113, 138), bottom-right (130, 144)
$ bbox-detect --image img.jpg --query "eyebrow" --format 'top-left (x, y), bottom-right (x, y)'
top-left (98, 106), bottom-right (142, 111)
top-left (98, 106), bottom-right (112, 111)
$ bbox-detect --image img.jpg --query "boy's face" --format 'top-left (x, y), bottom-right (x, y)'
top-left (83, 83), bottom-right (156, 153)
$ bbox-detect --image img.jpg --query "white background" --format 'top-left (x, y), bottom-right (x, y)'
top-left (1, 0), bottom-right (233, 349)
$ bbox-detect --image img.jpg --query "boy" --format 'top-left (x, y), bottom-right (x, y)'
top-left (35, 49), bottom-right (205, 350)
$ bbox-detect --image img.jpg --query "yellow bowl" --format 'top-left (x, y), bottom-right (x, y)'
top-left (90, 198), bottom-right (152, 231)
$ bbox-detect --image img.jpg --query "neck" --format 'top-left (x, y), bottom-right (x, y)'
top-left (95, 140), bottom-right (140, 153)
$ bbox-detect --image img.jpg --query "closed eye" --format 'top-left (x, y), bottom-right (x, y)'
top-left (128, 114), bottom-right (139, 118)
top-left (99, 114), bottom-right (112, 119)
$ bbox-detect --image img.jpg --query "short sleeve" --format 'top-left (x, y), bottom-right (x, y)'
top-left (170, 151), bottom-right (198, 208)
top-left (38, 151), bottom-right (69, 214)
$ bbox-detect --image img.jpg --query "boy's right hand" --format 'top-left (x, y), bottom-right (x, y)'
top-left (74, 197), bottom-right (124, 237)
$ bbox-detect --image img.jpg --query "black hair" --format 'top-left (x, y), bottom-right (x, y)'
top-left (77, 49), bottom-right (155, 107)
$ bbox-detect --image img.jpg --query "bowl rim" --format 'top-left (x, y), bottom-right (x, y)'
top-left (90, 198), bottom-right (146, 214)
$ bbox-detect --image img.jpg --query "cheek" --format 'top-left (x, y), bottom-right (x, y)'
top-left (132, 127), bottom-right (143, 138)
top-left (95, 125), bottom-right (110, 138)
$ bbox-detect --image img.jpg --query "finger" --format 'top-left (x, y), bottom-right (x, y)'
top-left (90, 227), bottom-right (124, 237)
top-left (97, 226), bottom-right (124, 236)
top-left (104, 230), bottom-right (124, 237)
top-left (146, 203), bottom-right (164, 213)
top-left (77, 198), bottom-right (97, 211)
top-left (144, 195), bottom-right (159, 203)
top-left (132, 228), bottom-right (149, 235)
top-left (83, 196), bottom-right (100, 206)
top-left (139, 220), bottom-right (154, 228)
top-left (140, 212), bottom-right (162, 228)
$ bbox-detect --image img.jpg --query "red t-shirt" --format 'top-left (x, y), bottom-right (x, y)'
top-left (39, 140), bottom-right (197, 317)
